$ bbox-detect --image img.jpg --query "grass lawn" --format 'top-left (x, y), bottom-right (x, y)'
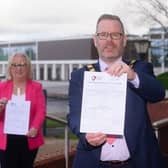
top-left (44, 118), bottom-right (77, 139)
top-left (46, 118), bottom-right (65, 128)
top-left (157, 72), bottom-right (168, 89)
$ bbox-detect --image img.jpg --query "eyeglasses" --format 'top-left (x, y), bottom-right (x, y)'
top-left (11, 63), bottom-right (27, 68)
top-left (96, 32), bottom-right (123, 40)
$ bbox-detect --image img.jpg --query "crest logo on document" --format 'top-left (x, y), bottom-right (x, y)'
top-left (91, 75), bottom-right (96, 81)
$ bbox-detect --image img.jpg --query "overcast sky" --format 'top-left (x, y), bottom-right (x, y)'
top-left (0, 0), bottom-right (151, 41)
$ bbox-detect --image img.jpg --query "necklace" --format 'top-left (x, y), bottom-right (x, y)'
top-left (13, 85), bottom-right (25, 96)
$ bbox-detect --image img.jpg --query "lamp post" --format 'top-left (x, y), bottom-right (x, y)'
top-left (160, 31), bottom-right (165, 73)
top-left (134, 39), bottom-right (150, 61)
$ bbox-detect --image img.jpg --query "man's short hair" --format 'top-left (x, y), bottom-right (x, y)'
top-left (96, 14), bottom-right (125, 33)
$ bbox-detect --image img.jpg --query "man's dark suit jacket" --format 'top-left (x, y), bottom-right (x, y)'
top-left (67, 60), bottom-right (166, 168)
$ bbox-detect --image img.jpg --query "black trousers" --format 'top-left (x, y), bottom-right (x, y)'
top-left (0, 135), bottom-right (38, 168)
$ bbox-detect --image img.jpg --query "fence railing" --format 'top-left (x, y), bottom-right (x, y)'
top-left (0, 60), bottom-right (97, 81)
top-left (0, 60), bottom-right (167, 81)
top-left (45, 114), bottom-right (70, 168)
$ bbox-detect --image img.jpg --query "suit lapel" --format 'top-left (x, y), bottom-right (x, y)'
top-left (94, 62), bottom-right (101, 72)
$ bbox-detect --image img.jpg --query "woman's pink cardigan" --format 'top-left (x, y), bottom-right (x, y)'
top-left (0, 80), bottom-right (46, 150)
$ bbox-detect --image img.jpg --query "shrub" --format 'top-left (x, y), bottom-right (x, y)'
top-left (156, 72), bottom-right (168, 89)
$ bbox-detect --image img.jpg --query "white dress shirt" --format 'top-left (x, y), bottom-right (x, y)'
top-left (99, 58), bottom-right (139, 161)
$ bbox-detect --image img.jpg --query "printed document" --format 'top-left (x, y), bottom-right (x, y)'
top-left (4, 100), bottom-right (31, 135)
top-left (80, 71), bottom-right (127, 135)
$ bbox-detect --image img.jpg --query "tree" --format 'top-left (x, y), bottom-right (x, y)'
top-left (131, 0), bottom-right (168, 72)
top-left (135, 0), bottom-right (168, 31)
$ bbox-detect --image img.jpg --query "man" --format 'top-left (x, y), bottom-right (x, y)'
top-left (67, 14), bottom-right (166, 168)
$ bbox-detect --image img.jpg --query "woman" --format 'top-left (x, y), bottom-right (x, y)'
top-left (0, 53), bottom-right (46, 168)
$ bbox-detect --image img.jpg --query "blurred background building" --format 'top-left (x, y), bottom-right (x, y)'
top-left (0, 27), bottom-right (167, 80)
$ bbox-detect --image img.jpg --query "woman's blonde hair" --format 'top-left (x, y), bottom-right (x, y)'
top-left (6, 52), bottom-right (33, 80)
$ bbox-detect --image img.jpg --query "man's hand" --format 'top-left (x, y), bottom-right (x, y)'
top-left (106, 62), bottom-right (136, 80)
top-left (85, 133), bottom-right (106, 146)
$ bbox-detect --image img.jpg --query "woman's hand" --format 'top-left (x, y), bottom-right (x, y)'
top-left (0, 97), bottom-right (8, 113)
top-left (27, 127), bottom-right (38, 138)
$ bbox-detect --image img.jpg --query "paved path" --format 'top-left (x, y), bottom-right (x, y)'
top-left (36, 137), bottom-right (77, 163)
top-left (40, 80), bottom-right (69, 117)
top-left (40, 81), bottom-right (69, 98)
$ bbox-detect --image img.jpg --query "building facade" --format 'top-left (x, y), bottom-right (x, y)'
top-left (0, 35), bottom-right (149, 62)
top-left (0, 36), bottom-right (97, 61)
top-left (148, 27), bottom-right (168, 67)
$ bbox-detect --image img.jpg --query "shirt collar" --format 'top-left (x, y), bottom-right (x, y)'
top-left (99, 57), bottom-right (122, 72)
